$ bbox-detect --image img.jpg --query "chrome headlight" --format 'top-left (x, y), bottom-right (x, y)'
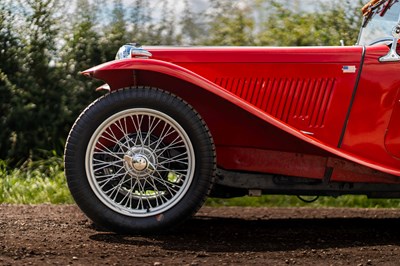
top-left (115, 43), bottom-right (152, 60)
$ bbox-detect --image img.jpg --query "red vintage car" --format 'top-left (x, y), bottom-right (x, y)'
top-left (65, 0), bottom-right (400, 233)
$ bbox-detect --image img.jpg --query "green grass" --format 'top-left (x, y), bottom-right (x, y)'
top-left (0, 157), bottom-right (74, 204)
top-left (2, 156), bottom-right (400, 208)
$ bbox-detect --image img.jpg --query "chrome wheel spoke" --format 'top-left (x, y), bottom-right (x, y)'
top-left (151, 171), bottom-right (182, 192)
top-left (98, 171), bottom-right (125, 187)
top-left (100, 128), bottom-right (131, 151)
top-left (94, 141), bottom-right (123, 161)
top-left (158, 152), bottom-right (189, 165)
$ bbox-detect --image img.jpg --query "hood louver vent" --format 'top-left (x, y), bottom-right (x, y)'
top-left (215, 77), bottom-right (336, 129)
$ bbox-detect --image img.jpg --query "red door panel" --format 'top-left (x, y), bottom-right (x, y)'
top-left (341, 45), bottom-right (400, 170)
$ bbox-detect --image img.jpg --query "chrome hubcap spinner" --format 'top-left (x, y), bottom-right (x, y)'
top-left (123, 147), bottom-right (155, 177)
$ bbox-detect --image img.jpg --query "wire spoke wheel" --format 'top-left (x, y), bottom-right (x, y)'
top-left (86, 108), bottom-right (195, 217)
top-left (65, 88), bottom-right (215, 233)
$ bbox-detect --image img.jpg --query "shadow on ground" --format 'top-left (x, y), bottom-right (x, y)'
top-left (90, 216), bottom-right (400, 252)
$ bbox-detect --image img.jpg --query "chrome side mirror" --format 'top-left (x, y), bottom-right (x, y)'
top-left (380, 24), bottom-right (400, 62)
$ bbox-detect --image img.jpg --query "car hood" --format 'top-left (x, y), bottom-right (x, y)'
top-left (145, 46), bottom-right (364, 64)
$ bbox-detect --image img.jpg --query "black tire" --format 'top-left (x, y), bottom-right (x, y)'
top-left (64, 87), bottom-right (215, 234)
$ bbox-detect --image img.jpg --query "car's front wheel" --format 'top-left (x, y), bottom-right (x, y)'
top-left (64, 87), bottom-right (215, 233)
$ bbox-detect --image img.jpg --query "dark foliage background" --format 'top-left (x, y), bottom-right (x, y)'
top-left (0, 0), bottom-right (363, 163)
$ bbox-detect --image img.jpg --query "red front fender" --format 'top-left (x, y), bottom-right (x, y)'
top-left (81, 58), bottom-right (400, 176)
top-left (81, 58), bottom-right (320, 144)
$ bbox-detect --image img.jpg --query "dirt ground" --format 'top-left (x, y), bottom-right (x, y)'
top-left (1, 205), bottom-right (400, 265)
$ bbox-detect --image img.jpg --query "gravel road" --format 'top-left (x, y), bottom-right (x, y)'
top-left (1, 205), bottom-right (400, 265)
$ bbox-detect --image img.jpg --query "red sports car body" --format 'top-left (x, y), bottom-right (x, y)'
top-left (65, 0), bottom-right (400, 233)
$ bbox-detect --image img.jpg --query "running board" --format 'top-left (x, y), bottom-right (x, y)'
top-left (215, 168), bottom-right (400, 198)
